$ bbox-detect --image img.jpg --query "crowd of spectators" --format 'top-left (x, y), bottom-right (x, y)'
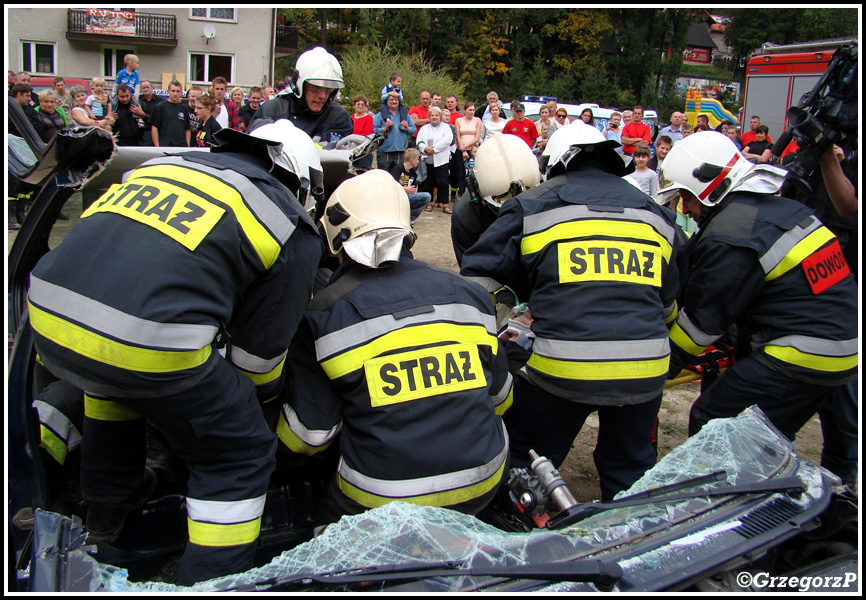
top-left (9, 57), bottom-right (783, 227)
top-left (7, 55), bottom-right (276, 151)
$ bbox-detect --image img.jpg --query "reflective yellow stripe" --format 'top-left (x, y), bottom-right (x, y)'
top-left (765, 227), bottom-right (836, 282)
top-left (669, 322), bottom-right (708, 357)
top-left (665, 300), bottom-right (678, 325)
top-left (238, 356), bottom-right (286, 386)
top-left (764, 345), bottom-right (858, 373)
top-left (521, 220), bottom-right (672, 264)
top-left (527, 353), bottom-right (669, 381)
top-left (320, 323), bottom-right (498, 380)
top-left (275, 410), bottom-right (331, 455)
top-left (187, 517), bottom-right (261, 547)
top-left (39, 425), bottom-right (68, 464)
top-left (128, 164), bottom-right (282, 268)
top-left (337, 458), bottom-right (506, 509)
top-left (495, 386), bottom-right (513, 416)
top-left (84, 395), bottom-right (143, 421)
top-left (30, 304), bottom-right (212, 373)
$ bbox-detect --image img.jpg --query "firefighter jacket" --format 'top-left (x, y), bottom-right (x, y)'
top-left (279, 252), bottom-right (512, 510)
top-left (28, 151), bottom-right (322, 401)
top-left (451, 190), bottom-right (499, 267)
top-left (668, 191), bottom-right (858, 385)
top-left (460, 166), bottom-right (681, 405)
top-left (250, 94), bottom-right (353, 142)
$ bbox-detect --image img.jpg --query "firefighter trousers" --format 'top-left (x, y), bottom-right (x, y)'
top-left (505, 377), bottom-right (662, 502)
top-left (688, 353), bottom-right (835, 442)
top-left (81, 357), bottom-right (276, 586)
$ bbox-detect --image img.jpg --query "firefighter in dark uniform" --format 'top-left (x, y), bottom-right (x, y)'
top-left (451, 132), bottom-right (541, 267)
top-left (249, 46), bottom-right (353, 143)
top-left (460, 124), bottom-right (681, 501)
top-left (659, 131), bottom-right (858, 441)
top-left (27, 120), bottom-right (323, 585)
top-left (279, 169), bottom-right (512, 523)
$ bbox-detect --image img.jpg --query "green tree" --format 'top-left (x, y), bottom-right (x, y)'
top-left (340, 44), bottom-right (464, 113)
top-left (723, 8), bottom-right (857, 78)
top-left (605, 8), bottom-right (699, 109)
top-left (540, 9), bottom-right (612, 82)
top-left (798, 8), bottom-right (859, 41)
top-left (447, 11), bottom-right (511, 100)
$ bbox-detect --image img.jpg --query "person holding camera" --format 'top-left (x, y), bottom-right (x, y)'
top-left (605, 111), bottom-right (623, 153)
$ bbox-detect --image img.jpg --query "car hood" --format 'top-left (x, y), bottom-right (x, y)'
top-left (27, 407), bottom-right (837, 592)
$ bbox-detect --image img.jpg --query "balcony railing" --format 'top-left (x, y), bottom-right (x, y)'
top-left (275, 25), bottom-right (298, 54)
top-left (67, 9), bottom-right (177, 46)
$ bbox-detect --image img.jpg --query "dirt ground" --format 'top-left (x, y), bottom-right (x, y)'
top-left (7, 208), bottom-right (828, 504)
top-left (408, 207), bottom-right (827, 503)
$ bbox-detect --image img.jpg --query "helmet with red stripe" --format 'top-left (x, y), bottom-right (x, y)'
top-left (658, 131), bottom-right (753, 207)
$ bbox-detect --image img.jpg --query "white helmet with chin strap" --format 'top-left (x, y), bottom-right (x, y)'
top-left (471, 132), bottom-right (540, 211)
top-left (285, 47), bottom-right (345, 99)
top-left (541, 121), bottom-right (625, 177)
top-left (320, 170), bottom-right (416, 267)
top-left (658, 131), bottom-right (755, 207)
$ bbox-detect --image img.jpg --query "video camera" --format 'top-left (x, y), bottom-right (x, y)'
top-left (772, 42), bottom-right (858, 196)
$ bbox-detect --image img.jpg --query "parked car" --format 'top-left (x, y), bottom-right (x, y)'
top-left (517, 96), bottom-right (658, 140)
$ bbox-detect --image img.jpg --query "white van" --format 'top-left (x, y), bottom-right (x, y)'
top-left (518, 96), bottom-right (658, 142)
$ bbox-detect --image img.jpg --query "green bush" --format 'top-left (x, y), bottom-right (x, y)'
top-left (339, 44), bottom-right (465, 113)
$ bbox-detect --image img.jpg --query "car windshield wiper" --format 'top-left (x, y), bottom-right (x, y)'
top-left (224, 557), bottom-right (624, 592)
top-left (547, 474), bottom-right (805, 529)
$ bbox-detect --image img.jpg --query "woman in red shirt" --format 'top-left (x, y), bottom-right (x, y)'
top-left (351, 94), bottom-right (374, 168)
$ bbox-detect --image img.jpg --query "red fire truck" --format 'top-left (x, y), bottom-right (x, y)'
top-left (740, 38), bottom-right (856, 140)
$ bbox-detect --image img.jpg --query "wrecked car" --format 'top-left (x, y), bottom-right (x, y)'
top-left (7, 98), bottom-right (857, 592)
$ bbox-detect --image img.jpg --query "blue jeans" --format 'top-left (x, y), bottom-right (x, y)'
top-left (408, 192), bottom-right (431, 221)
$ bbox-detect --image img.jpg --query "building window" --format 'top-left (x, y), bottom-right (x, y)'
top-left (103, 46), bottom-right (137, 79)
top-left (21, 40), bottom-right (57, 75)
top-left (189, 52), bottom-right (234, 84)
top-left (190, 8), bottom-right (236, 23)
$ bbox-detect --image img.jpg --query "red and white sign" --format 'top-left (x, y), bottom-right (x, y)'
top-left (683, 47), bottom-right (711, 64)
top-left (86, 8), bottom-right (136, 36)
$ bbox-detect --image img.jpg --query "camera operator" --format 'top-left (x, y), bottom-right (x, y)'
top-left (775, 43), bottom-right (858, 488)
top-left (803, 139), bottom-right (858, 489)
top-left (819, 143), bottom-right (857, 216)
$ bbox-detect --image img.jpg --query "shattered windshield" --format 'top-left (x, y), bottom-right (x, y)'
top-left (38, 407), bottom-right (829, 592)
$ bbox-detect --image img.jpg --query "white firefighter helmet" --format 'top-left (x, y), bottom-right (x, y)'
top-left (320, 170), bottom-right (416, 264)
top-left (541, 121), bottom-right (624, 177)
top-left (247, 119), bottom-right (324, 213)
top-left (472, 132), bottom-right (540, 210)
top-left (658, 131), bottom-right (754, 207)
top-left (290, 47), bottom-right (345, 99)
